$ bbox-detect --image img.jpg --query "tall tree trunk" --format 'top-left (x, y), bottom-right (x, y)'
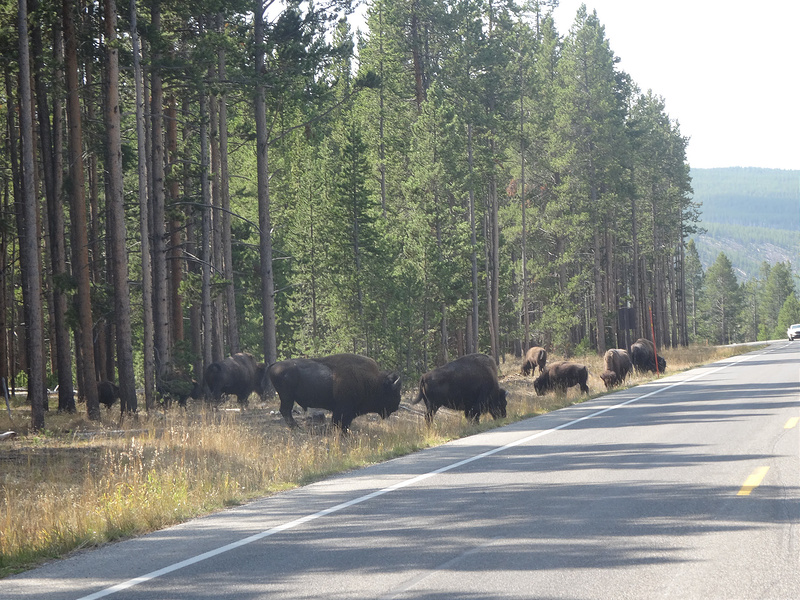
top-left (85, 62), bottom-right (106, 383)
top-left (18, 0), bottom-right (47, 430)
top-left (217, 13), bottom-right (239, 355)
top-left (131, 0), bottom-right (155, 410)
top-left (183, 96), bottom-right (203, 382)
top-left (166, 95), bottom-right (184, 344)
top-left (679, 216), bottom-right (689, 346)
top-left (104, 0), bottom-right (137, 414)
top-left (200, 88), bottom-right (213, 374)
top-left (150, 1), bottom-right (170, 378)
top-left (63, 0), bottom-right (100, 419)
top-left (467, 123), bottom-right (479, 354)
top-left (489, 176), bottom-right (500, 363)
top-left (209, 68), bottom-right (223, 362)
top-left (520, 88), bottom-right (529, 351)
top-left (32, 0), bottom-right (74, 412)
top-left (255, 2), bottom-right (277, 366)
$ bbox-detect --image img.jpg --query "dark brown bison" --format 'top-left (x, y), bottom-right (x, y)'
top-left (521, 346), bottom-right (547, 376)
top-left (600, 348), bottom-right (633, 389)
top-left (413, 353), bottom-right (508, 425)
top-left (629, 338), bottom-right (666, 374)
top-left (203, 353), bottom-right (267, 408)
top-left (268, 353), bottom-right (402, 431)
top-left (97, 380), bottom-right (120, 409)
top-left (533, 361), bottom-right (589, 395)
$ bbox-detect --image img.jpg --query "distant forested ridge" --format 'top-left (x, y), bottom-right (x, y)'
top-left (690, 167), bottom-right (800, 279)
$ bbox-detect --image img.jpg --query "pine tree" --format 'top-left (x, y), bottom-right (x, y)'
top-left (701, 253), bottom-right (742, 344)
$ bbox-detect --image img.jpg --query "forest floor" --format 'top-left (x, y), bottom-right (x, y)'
top-left (0, 344), bottom-right (760, 577)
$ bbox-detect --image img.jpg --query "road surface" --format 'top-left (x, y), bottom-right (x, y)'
top-left (5, 342), bottom-right (799, 599)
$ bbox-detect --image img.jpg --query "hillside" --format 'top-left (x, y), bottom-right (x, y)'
top-left (689, 167), bottom-right (800, 280)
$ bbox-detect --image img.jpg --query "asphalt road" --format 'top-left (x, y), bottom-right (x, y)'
top-left (5, 342), bottom-right (799, 599)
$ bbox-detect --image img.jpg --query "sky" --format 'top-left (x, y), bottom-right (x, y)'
top-left (550, 0), bottom-right (800, 171)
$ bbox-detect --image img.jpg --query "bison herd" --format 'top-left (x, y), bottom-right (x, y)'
top-left (94, 338), bottom-right (666, 430)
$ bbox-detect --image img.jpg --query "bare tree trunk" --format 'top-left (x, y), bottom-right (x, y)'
top-left (166, 95), bottom-right (184, 344)
top-left (467, 123), bottom-right (479, 354)
top-left (32, 2), bottom-right (74, 412)
top-left (200, 89), bottom-right (213, 373)
top-left (183, 97), bottom-right (203, 381)
top-left (18, 0), bottom-right (47, 430)
top-left (209, 68), bottom-right (223, 362)
top-left (217, 14), bottom-right (239, 355)
top-left (255, 2), bottom-right (277, 366)
top-left (131, 0), bottom-right (155, 410)
top-left (85, 62), bottom-right (106, 383)
top-left (104, 0), bottom-right (137, 414)
top-left (150, 1), bottom-right (170, 378)
top-left (63, 0), bottom-right (99, 419)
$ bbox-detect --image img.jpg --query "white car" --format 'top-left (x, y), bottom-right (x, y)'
top-left (788, 324), bottom-right (800, 341)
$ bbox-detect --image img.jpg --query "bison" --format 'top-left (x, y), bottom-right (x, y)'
top-left (268, 353), bottom-right (402, 431)
top-left (600, 348), bottom-right (633, 389)
top-left (533, 361), bottom-right (589, 396)
top-left (629, 338), bottom-right (666, 374)
top-left (413, 353), bottom-right (508, 425)
top-left (203, 352), bottom-right (267, 408)
top-left (521, 346), bottom-right (547, 376)
top-left (97, 380), bottom-right (120, 409)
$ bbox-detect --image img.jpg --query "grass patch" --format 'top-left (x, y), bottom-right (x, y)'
top-left (0, 343), bottom-right (761, 577)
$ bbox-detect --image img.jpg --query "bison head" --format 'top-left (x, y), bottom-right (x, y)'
top-left (489, 388), bottom-right (507, 419)
top-left (378, 371), bottom-right (403, 418)
top-left (533, 372), bottom-right (549, 396)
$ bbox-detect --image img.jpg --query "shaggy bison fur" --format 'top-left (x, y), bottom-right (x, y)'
top-left (413, 353), bottom-right (508, 425)
top-left (268, 353), bottom-right (402, 431)
top-left (600, 349), bottom-right (633, 389)
top-left (533, 361), bottom-right (589, 395)
top-left (521, 346), bottom-right (547, 376)
top-left (203, 352), bottom-right (267, 408)
top-left (629, 338), bottom-right (666, 374)
top-left (97, 380), bottom-right (120, 409)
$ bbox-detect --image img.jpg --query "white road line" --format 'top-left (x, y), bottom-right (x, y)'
top-left (76, 348), bottom-right (764, 600)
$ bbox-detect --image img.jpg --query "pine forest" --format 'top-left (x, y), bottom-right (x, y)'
top-left (1, 0), bottom-right (795, 429)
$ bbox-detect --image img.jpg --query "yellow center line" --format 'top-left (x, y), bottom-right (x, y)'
top-left (737, 466), bottom-right (770, 496)
top-left (785, 417), bottom-right (799, 429)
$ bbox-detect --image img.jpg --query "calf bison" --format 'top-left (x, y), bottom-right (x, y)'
top-left (533, 361), bottom-right (589, 395)
top-left (600, 348), bottom-right (633, 389)
top-left (97, 380), bottom-right (120, 409)
top-left (521, 346), bottom-right (547, 376)
top-left (413, 353), bottom-right (507, 425)
top-left (629, 338), bottom-right (666, 374)
top-left (268, 353), bottom-right (402, 431)
top-left (203, 352), bottom-right (267, 408)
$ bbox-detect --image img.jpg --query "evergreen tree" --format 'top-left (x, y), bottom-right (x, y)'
top-left (701, 253), bottom-right (742, 344)
top-left (777, 293), bottom-right (800, 336)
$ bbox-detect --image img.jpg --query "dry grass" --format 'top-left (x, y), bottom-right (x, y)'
top-left (0, 343), bottom-right (759, 577)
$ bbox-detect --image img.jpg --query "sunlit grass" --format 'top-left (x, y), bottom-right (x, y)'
top-left (0, 343), bottom-right (762, 577)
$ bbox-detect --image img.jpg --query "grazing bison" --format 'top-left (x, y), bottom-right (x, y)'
top-left (413, 353), bottom-right (508, 425)
top-left (600, 348), bottom-right (633, 389)
top-left (204, 353), bottom-right (267, 408)
top-left (97, 380), bottom-right (120, 409)
top-left (268, 353), bottom-right (402, 431)
top-left (533, 361), bottom-right (589, 396)
top-left (629, 338), bottom-right (666, 374)
top-left (521, 346), bottom-right (547, 376)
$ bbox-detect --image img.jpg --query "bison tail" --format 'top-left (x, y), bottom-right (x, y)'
top-left (411, 378), bottom-right (426, 405)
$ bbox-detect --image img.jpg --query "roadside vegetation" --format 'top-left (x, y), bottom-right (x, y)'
top-left (0, 344), bottom-right (759, 578)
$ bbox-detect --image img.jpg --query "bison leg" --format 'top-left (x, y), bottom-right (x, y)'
top-left (332, 409), bottom-right (356, 432)
top-left (464, 405), bottom-right (481, 424)
top-left (424, 406), bottom-right (437, 426)
top-left (280, 402), bottom-right (301, 429)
